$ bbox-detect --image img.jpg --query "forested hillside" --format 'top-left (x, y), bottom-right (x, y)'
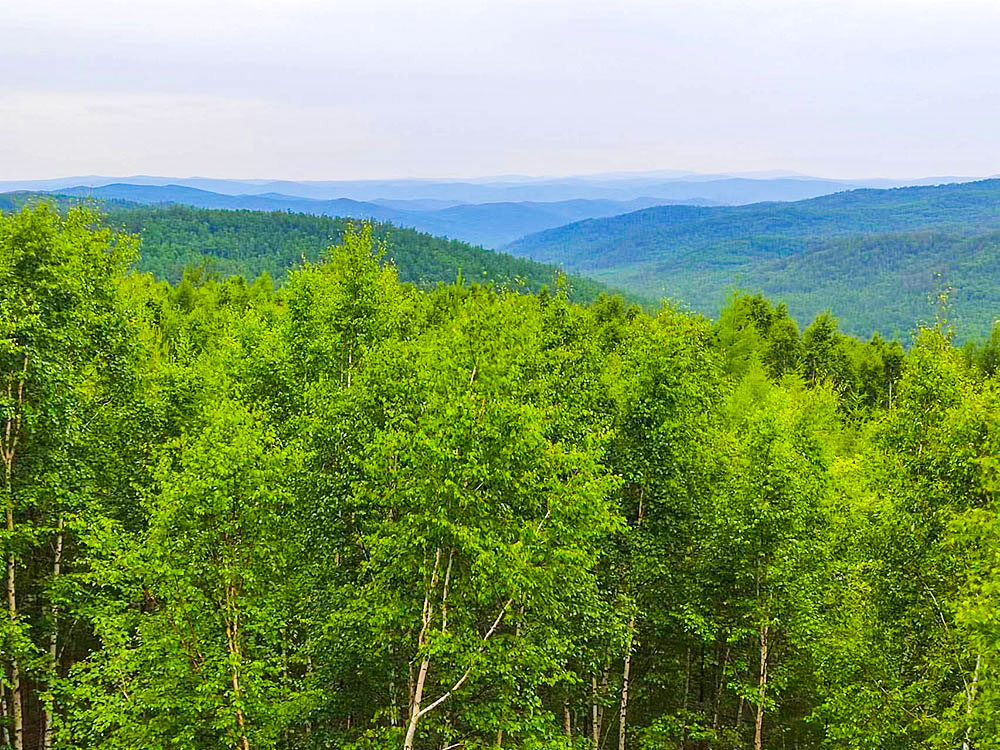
top-left (746, 231), bottom-right (1000, 338)
top-left (506, 179), bottom-right (1000, 338)
top-left (109, 204), bottom-right (614, 302)
top-left (5, 203), bottom-right (1000, 750)
top-left (0, 195), bottom-right (612, 304)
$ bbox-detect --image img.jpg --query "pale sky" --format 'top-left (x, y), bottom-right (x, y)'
top-left (3, 0), bottom-right (1000, 181)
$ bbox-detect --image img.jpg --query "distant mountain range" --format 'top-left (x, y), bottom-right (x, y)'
top-left (41, 183), bottom-right (689, 248)
top-left (0, 170), bottom-right (984, 204)
top-left (2, 170), bottom-right (987, 250)
top-left (505, 179), bottom-right (1000, 339)
top-left (7, 173), bottom-right (1000, 339)
top-left (7, 169), bottom-right (985, 251)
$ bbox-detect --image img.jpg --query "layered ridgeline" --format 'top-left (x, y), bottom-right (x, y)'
top-left (506, 179), bottom-right (1000, 338)
top-left (1, 170), bottom-right (918, 204)
top-left (0, 195), bottom-right (611, 303)
top-left (21, 183), bottom-right (685, 248)
top-left (35, 175), bottom-right (982, 251)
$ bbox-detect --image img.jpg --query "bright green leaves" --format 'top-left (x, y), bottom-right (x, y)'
top-left (313, 287), bottom-right (620, 748)
top-left (14, 199), bottom-right (1000, 750)
top-left (286, 224), bottom-right (414, 387)
top-left (1, 204), bottom-right (140, 750)
top-left (66, 402), bottom-right (306, 750)
top-left (814, 330), bottom-right (1000, 748)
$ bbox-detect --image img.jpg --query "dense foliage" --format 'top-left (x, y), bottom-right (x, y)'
top-left (505, 179), bottom-right (1000, 339)
top-left (4, 204), bottom-right (1000, 750)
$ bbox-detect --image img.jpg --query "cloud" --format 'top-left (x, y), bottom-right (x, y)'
top-left (2, 0), bottom-right (1000, 179)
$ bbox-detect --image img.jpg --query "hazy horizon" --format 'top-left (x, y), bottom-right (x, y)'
top-left (2, 168), bottom-right (996, 187)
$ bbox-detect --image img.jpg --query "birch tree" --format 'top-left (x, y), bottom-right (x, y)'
top-left (0, 204), bottom-right (136, 750)
top-left (325, 289), bottom-right (619, 749)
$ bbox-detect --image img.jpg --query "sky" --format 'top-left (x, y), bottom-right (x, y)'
top-left (3, 0), bottom-right (1000, 181)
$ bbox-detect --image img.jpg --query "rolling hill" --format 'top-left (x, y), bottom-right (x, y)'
top-left (53, 183), bottom-right (407, 223)
top-left (0, 196), bottom-right (615, 305)
top-left (744, 231), bottom-right (1000, 339)
top-left (505, 179), bottom-right (1000, 338)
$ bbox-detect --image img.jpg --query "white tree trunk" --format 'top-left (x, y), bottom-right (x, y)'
top-left (962, 652), bottom-right (982, 750)
top-left (4, 463), bottom-right (23, 750)
top-left (755, 623), bottom-right (769, 750)
top-left (619, 619), bottom-right (634, 750)
top-left (2, 357), bottom-right (27, 750)
top-left (43, 516), bottom-right (64, 750)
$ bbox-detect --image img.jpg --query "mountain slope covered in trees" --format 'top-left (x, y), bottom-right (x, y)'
top-left (108, 204), bottom-right (614, 301)
top-left (506, 179), bottom-right (1000, 337)
top-left (0, 195), bottom-right (613, 303)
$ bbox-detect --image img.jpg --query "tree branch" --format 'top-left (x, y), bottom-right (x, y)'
top-left (416, 598), bottom-right (512, 719)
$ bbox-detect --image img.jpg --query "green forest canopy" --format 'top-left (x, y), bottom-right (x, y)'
top-left (4, 203), bottom-right (1000, 750)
